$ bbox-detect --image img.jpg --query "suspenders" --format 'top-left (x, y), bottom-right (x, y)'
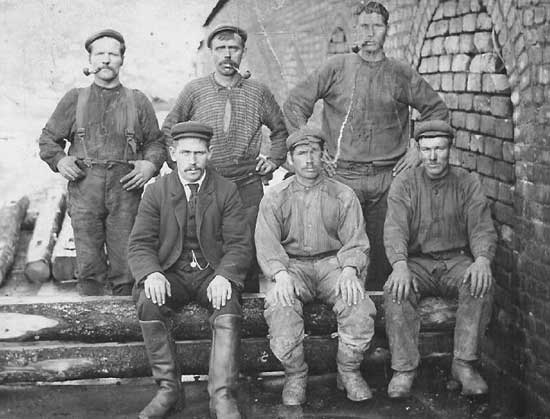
top-left (75, 86), bottom-right (138, 166)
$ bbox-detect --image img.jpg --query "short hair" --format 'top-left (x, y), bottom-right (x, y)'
top-left (352, 1), bottom-right (389, 25)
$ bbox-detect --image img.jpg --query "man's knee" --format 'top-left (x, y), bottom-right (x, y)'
top-left (333, 297), bottom-right (376, 350)
top-left (210, 295), bottom-right (242, 323)
top-left (135, 288), bottom-right (166, 321)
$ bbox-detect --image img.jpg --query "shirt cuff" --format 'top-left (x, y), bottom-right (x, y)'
top-left (387, 252), bottom-right (408, 267)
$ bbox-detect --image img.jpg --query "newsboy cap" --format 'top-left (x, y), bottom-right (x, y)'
top-left (85, 29), bottom-right (125, 53)
top-left (171, 121), bottom-right (214, 143)
top-left (286, 127), bottom-right (327, 150)
top-left (414, 120), bottom-right (454, 141)
top-left (207, 24), bottom-right (248, 48)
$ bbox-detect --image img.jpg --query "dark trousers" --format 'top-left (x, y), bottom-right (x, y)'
top-left (134, 257), bottom-right (242, 324)
top-left (235, 176), bottom-right (263, 293)
top-left (68, 164), bottom-right (140, 287)
top-left (384, 254), bottom-right (494, 372)
top-left (335, 164), bottom-right (393, 290)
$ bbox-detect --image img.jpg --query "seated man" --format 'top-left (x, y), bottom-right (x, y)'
top-left (256, 127), bottom-right (377, 405)
top-left (128, 121), bottom-right (252, 419)
top-left (383, 120), bottom-right (497, 398)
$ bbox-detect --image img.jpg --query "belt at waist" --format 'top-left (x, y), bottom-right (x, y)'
top-left (288, 250), bottom-right (338, 261)
top-left (337, 158), bottom-right (400, 170)
top-left (211, 161), bottom-right (259, 182)
top-left (76, 157), bottom-right (133, 168)
top-left (414, 248), bottom-right (470, 261)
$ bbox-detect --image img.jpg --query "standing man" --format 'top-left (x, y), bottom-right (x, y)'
top-left (162, 24), bottom-right (288, 291)
top-left (128, 122), bottom-right (251, 419)
top-left (39, 29), bottom-right (166, 296)
top-left (256, 127), bottom-right (377, 405)
top-left (383, 120), bottom-right (496, 398)
top-left (284, 2), bottom-right (449, 289)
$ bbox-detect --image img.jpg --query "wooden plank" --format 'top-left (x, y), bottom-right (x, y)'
top-left (0, 333), bottom-right (453, 383)
top-left (0, 197), bottom-right (30, 286)
top-left (51, 214), bottom-right (76, 282)
top-left (24, 188), bottom-right (66, 283)
top-left (0, 294), bottom-right (456, 342)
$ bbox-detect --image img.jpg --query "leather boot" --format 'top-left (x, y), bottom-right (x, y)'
top-left (336, 342), bottom-right (372, 401)
top-left (451, 358), bottom-right (488, 395)
top-left (208, 314), bottom-right (241, 419)
top-left (387, 370), bottom-right (416, 398)
top-left (139, 320), bottom-right (183, 419)
top-left (281, 343), bottom-right (308, 406)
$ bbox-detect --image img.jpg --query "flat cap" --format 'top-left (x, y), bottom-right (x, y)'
top-left (414, 120), bottom-right (454, 141)
top-left (171, 121), bottom-right (214, 142)
top-left (207, 24), bottom-right (248, 48)
top-left (85, 29), bottom-right (125, 52)
top-left (286, 127), bottom-right (327, 150)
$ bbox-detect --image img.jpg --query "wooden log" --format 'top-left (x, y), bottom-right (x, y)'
top-left (24, 188), bottom-right (66, 283)
top-left (51, 214), bottom-right (76, 282)
top-left (0, 294), bottom-right (456, 342)
top-left (0, 196), bottom-right (30, 286)
top-left (0, 333), bottom-right (453, 383)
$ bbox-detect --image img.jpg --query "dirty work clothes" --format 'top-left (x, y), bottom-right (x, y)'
top-left (39, 83), bottom-right (165, 172)
top-left (68, 164), bottom-right (140, 288)
top-left (283, 53), bottom-right (448, 289)
top-left (383, 166), bottom-right (497, 372)
top-left (162, 73), bottom-right (288, 171)
top-left (39, 83), bottom-right (165, 292)
top-left (384, 254), bottom-right (494, 371)
top-left (384, 166), bottom-right (497, 266)
top-left (134, 256), bottom-right (242, 324)
top-left (255, 175), bottom-right (369, 280)
top-left (335, 163), bottom-right (393, 290)
top-left (264, 256), bottom-right (376, 360)
top-left (283, 53), bottom-right (448, 164)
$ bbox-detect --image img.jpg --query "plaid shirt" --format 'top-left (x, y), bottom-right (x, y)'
top-left (162, 74), bottom-right (288, 170)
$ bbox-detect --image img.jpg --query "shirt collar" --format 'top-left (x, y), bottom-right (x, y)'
top-left (177, 170), bottom-right (206, 192)
top-left (209, 72), bottom-right (244, 91)
top-left (291, 174), bottom-right (326, 191)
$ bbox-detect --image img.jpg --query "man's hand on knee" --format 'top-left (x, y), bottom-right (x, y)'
top-left (207, 275), bottom-right (233, 310)
top-left (384, 261), bottom-right (417, 304)
top-left (463, 256), bottom-right (492, 299)
top-left (273, 271), bottom-right (299, 306)
top-left (144, 272), bottom-right (171, 306)
top-left (337, 266), bottom-right (365, 306)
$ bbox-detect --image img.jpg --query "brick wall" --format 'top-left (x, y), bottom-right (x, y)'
top-left (203, 0), bottom-right (550, 414)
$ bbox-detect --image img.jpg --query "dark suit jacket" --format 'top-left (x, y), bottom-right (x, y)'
top-left (128, 169), bottom-right (252, 288)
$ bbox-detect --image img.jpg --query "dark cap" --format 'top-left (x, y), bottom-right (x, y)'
top-left (414, 120), bottom-right (454, 141)
top-left (207, 24), bottom-right (248, 48)
top-left (286, 127), bottom-right (327, 150)
top-left (85, 29), bottom-right (125, 53)
top-left (171, 121), bottom-right (214, 143)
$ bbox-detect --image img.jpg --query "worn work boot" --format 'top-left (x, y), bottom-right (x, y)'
top-left (139, 320), bottom-right (183, 419)
top-left (451, 358), bottom-right (488, 395)
top-left (336, 342), bottom-right (373, 401)
top-left (387, 370), bottom-right (416, 398)
top-left (208, 314), bottom-right (241, 419)
top-left (279, 342), bottom-right (308, 406)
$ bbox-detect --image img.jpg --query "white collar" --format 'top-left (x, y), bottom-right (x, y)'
top-left (177, 170), bottom-right (206, 198)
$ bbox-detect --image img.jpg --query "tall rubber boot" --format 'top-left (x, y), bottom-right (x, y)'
top-left (336, 342), bottom-right (373, 401)
top-left (208, 314), bottom-right (242, 419)
top-left (139, 320), bottom-right (183, 419)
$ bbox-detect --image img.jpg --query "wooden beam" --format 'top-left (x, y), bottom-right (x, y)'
top-left (51, 214), bottom-right (76, 282)
top-left (0, 294), bottom-right (456, 342)
top-left (24, 188), bottom-right (66, 283)
top-left (0, 333), bottom-right (453, 383)
top-left (0, 197), bottom-right (30, 286)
